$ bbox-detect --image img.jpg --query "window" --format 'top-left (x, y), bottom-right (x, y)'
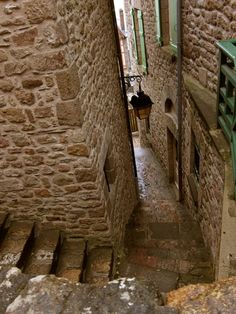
top-left (168, 0), bottom-right (177, 51)
top-left (154, 0), bottom-right (162, 44)
top-left (103, 150), bottom-right (116, 193)
top-left (154, 0), bottom-right (177, 51)
top-left (131, 8), bottom-right (147, 74)
top-left (193, 143), bottom-right (200, 182)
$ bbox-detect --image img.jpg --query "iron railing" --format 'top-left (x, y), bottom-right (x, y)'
top-left (217, 38), bottom-right (236, 197)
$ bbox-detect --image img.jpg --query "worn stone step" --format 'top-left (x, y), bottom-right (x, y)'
top-left (24, 229), bottom-right (61, 276)
top-left (84, 247), bottom-right (113, 285)
top-left (0, 221), bottom-right (35, 268)
top-left (56, 238), bottom-right (86, 283)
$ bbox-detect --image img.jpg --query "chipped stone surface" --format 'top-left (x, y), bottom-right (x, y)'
top-left (0, 268), bottom-right (177, 314)
top-left (0, 267), bottom-right (30, 314)
top-left (167, 276), bottom-right (236, 313)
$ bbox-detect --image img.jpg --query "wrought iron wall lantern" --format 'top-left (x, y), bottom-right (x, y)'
top-left (124, 75), bottom-right (153, 120)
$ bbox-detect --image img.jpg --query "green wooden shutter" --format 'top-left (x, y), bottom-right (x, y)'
top-left (137, 10), bottom-right (148, 74)
top-left (154, 0), bottom-right (162, 45)
top-left (169, 0), bottom-right (177, 51)
top-left (131, 8), bottom-right (138, 63)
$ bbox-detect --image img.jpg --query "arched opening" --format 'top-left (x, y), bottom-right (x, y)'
top-left (165, 98), bottom-right (174, 114)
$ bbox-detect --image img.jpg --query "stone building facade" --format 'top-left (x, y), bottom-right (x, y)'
top-left (0, 0), bottom-right (138, 247)
top-left (124, 0), bottom-right (236, 278)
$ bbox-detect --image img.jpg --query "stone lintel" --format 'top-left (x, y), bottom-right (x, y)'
top-left (184, 73), bottom-right (217, 130)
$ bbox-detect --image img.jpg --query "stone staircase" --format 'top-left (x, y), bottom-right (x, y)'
top-left (119, 200), bottom-right (214, 292)
top-left (0, 213), bottom-right (114, 285)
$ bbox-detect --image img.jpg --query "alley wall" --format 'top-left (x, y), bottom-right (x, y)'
top-left (0, 0), bottom-right (137, 246)
top-left (124, 0), bottom-right (236, 271)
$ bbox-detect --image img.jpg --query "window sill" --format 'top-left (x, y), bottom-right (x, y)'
top-left (159, 45), bottom-right (177, 63)
top-left (184, 73), bottom-right (217, 130)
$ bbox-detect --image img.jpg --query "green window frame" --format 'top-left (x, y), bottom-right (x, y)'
top-left (169, 0), bottom-right (177, 51)
top-left (154, 0), bottom-right (162, 45)
top-left (131, 8), bottom-right (148, 75)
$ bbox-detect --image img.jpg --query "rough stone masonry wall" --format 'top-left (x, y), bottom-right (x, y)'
top-left (183, 0), bottom-right (236, 92)
top-left (181, 0), bottom-right (236, 265)
top-left (0, 0), bottom-right (137, 245)
top-left (182, 91), bottom-right (225, 264)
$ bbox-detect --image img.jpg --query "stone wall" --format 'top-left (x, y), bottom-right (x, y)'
top-left (182, 88), bottom-right (225, 264)
top-left (183, 0), bottom-right (236, 93)
top-left (0, 0), bottom-right (137, 246)
top-left (124, 0), bottom-right (236, 270)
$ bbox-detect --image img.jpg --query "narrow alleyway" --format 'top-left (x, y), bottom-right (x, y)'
top-left (119, 134), bottom-right (213, 292)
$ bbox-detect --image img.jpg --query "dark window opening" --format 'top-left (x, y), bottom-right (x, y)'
top-left (104, 164), bottom-right (110, 192)
top-left (193, 143), bottom-right (200, 181)
top-left (103, 150), bottom-right (116, 193)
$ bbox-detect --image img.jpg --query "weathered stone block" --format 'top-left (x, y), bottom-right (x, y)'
top-left (37, 135), bottom-right (57, 144)
top-left (15, 90), bottom-right (35, 106)
top-left (0, 179), bottom-right (23, 191)
top-left (56, 98), bottom-right (83, 126)
top-left (75, 168), bottom-right (97, 183)
top-left (11, 28), bottom-right (38, 46)
top-left (56, 63), bottom-right (80, 100)
top-left (24, 155), bottom-right (44, 166)
top-left (22, 78), bottom-right (43, 89)
top-left (34, 189), bottom-right (51, 197)
top-left (0, 137), bottom-right (9, 148)
top-left (67, 144), bottom-right (89, 157)
top-left (1, 108), bottom-right (26, 123)
top-left (53, 174), bottom-right (73, 186)
top-left (34, 106), bottom-right (53, 118)
top-left (30, 51), bottom-right (66, 72)
top-left (12, 134), bottom-right (30, 147)
top-left (10, 48), bottom-right (32, 60)
top-left (24, 175), bottom-right (40, 187)
top-left (24, 0), bottom-right (57, 24)
top-left (0, 50), bottom-right (8, 63)
top-left (4, 169), bottom-right (23, 177)
top-left (5, 62), bottom-right (28, 76)
top-left (43, 19), bottom-right (69, 47)
top-left (57, 164), bottom-right (70, 172)
top-left (0, 79), bottom-right (14, 92)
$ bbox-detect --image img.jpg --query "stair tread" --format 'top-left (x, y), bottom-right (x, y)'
top-left (85, 247), bottom-right (113, 285)
top-left (56, 239), bottom-right (86, 283)
top-left (24, 229), bottom-right (60, 275)
top-left (0, 221), bottom-right (34, 267)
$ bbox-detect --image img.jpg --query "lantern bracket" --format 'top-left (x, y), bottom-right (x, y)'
top-left (123, 75), bottom-right (143, 91)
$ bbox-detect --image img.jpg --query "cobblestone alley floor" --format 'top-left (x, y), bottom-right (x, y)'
top-left (119, 134), bottom-right (214, 293)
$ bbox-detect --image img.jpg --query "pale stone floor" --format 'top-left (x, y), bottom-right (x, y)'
top-left (119, 134), bottom-right (213, 292)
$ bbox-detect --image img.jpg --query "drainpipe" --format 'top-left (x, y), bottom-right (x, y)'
top-left (177, 0), bottom-right (183, 201)
top-left (109, 0), bottom-right (138, 178)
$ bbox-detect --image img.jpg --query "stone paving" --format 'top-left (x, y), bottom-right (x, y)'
top-left (119, 134), bottom-right (214, 292)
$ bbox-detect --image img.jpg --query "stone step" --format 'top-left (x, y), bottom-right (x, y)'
top-left (0, 221), bottom-right (35, 268)
top-left (24, 229), bottom-right (61, 276)
top-left (84, 247), bottom-right (113, 285)
top-left (56, 238), bottom-right (86, 283)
